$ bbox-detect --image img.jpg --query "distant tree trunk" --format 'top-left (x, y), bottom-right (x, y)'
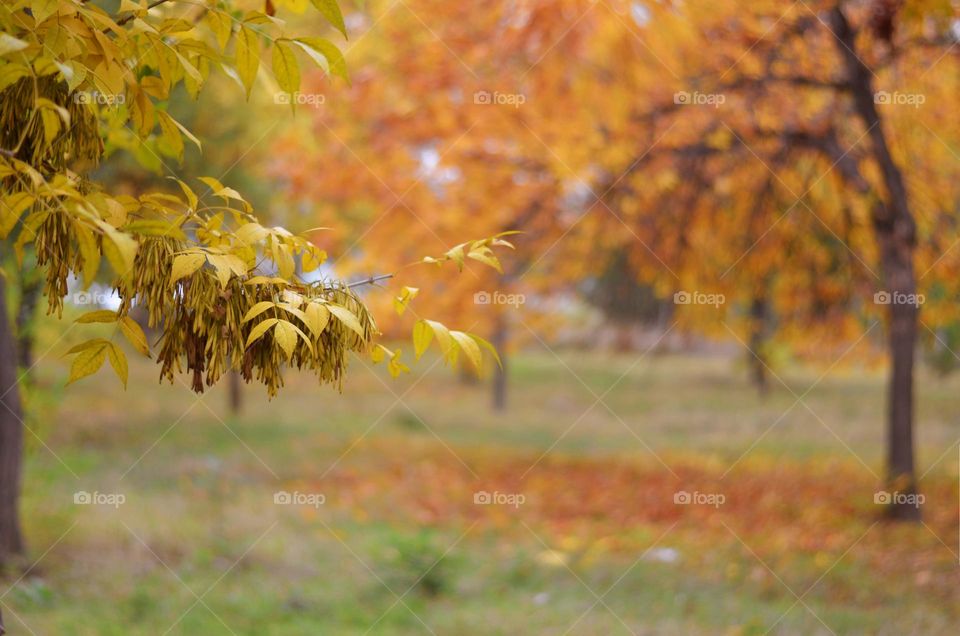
top-left (458, 364), bottom-right (479, 385)
top-left (748, 294), bottom-right (769, 396)
top-left (15, 271), bottom-right (41, 372)
top-left (0, 272), bottom-right (25, 566)
top-left (491, 313), bottom-right (508, 412)
top-left (831, 7), bottom-right (919, 520)
top-left (227, 370), bottom-right (242, 416)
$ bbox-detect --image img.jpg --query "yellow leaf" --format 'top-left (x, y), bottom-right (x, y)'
top-left (206, 10), bottom-right (233, 51)
top-left (68, 343), bottom-right (108, 385)
top-left (74, 223), bottom-right (100, 288)
top-left (172, 178), bottom-right (199, 211)
top-left (242, 301), bottom-right (276, 323)
top-left (272, 40), bottom-right (300, 96)
top-left (327, 304), bottom-right (366, 339)
top-left (425, 319), bottom-right (454, 360)
top-left (170, 252), bottom-right (206, 283)
top-left (100, 226), bottom-right (138, 279)
top-left (75, 310), bottom-right (119, 324)
top-left (309, 0), bottom-right (348, 39)
top-left (157, 111), bottom-right (184, 160)
top-left (304, 302), bottom-right (330, 337)
top-left (106, 342), bottom-right (129, 387)
top-left (120, 317), bottom-right (150, 356)
top-left (413, 319), bottom-right (433, 360)
top-left (273, 320), bottom-right (298, 358)
top-left (451, 330), bottom-right (483, 370)
top-left (66, 338), bottom-right (110, 355)
top-left (1, 192), bottom-right (34, 239)
top-left (236, 24), bottom-right (260, 98)
top-left (393, 286), bottom-right (419, 316)
top-left (246, 318), bottom-right (279, 347)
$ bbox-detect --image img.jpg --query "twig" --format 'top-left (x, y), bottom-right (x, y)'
top-left (115, 0), bottom-right (173, 27)
top-left (345, 274), bottom-right (394, 289)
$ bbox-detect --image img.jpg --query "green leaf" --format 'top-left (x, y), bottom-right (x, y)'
top-left (309, 0), bottom-right (348, 39)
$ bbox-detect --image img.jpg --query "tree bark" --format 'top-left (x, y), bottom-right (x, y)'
top-left (830, 6), bottom-right (920, 520)
top-left (0, 271), bottom-right (26, 565)
top-left (227, 370), bottom-right (242, 416)
top-left (15, 270), bottom-right (40, 372)
top-left (491, 313), bottom-right (508, 412)
top-left (748, 294), bottom-right (769, 397)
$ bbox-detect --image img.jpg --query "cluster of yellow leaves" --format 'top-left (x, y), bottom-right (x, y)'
top-left (1, 0), bottom-right (511, 393)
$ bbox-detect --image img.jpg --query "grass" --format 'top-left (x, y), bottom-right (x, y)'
top-left (3, 341), bottom-right (959, 634)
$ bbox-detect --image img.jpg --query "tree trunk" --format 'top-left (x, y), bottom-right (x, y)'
top-left (491, 313), bottom-right (508, 412)
top-left (748, 294), bottom-right (769, 397)
top-left (15, 270), bottom-right (41, 372)
top-left (227, 370), bottom-right (242, 416)
top-left (830, 7), bottom-right (919, 520)
top-left (0, 271), bottom-right (26, 565)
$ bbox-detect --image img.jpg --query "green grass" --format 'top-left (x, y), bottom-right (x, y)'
top-left (4, 346), bottom-right (959, 634)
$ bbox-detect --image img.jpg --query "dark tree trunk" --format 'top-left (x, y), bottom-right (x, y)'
top-left (830, 6), bottom-right (919, 520)
top-left (491, 313), bottom-right (508, 412)
top-left (15, 270), bottom-right (41, 372)
top-left (227, 370), bottom-right (242, 416)
top-left (748, 294), bottom-right (769, 396)
top-left (0, 271), bottom-right (26, 565)
top-left (458, 364), bottom-right (479, 385)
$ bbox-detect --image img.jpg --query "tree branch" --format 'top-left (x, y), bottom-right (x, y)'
top-left (345, 274), bottom-right (394, 289)
top-left (115, 0), bottom-right (174, 27)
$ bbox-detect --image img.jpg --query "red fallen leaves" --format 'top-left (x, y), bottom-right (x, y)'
top-left (289, 442), bottom-right (959, 599)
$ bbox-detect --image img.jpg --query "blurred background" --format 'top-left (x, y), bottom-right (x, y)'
top-left (4, 0), bottom-right (960, 633)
